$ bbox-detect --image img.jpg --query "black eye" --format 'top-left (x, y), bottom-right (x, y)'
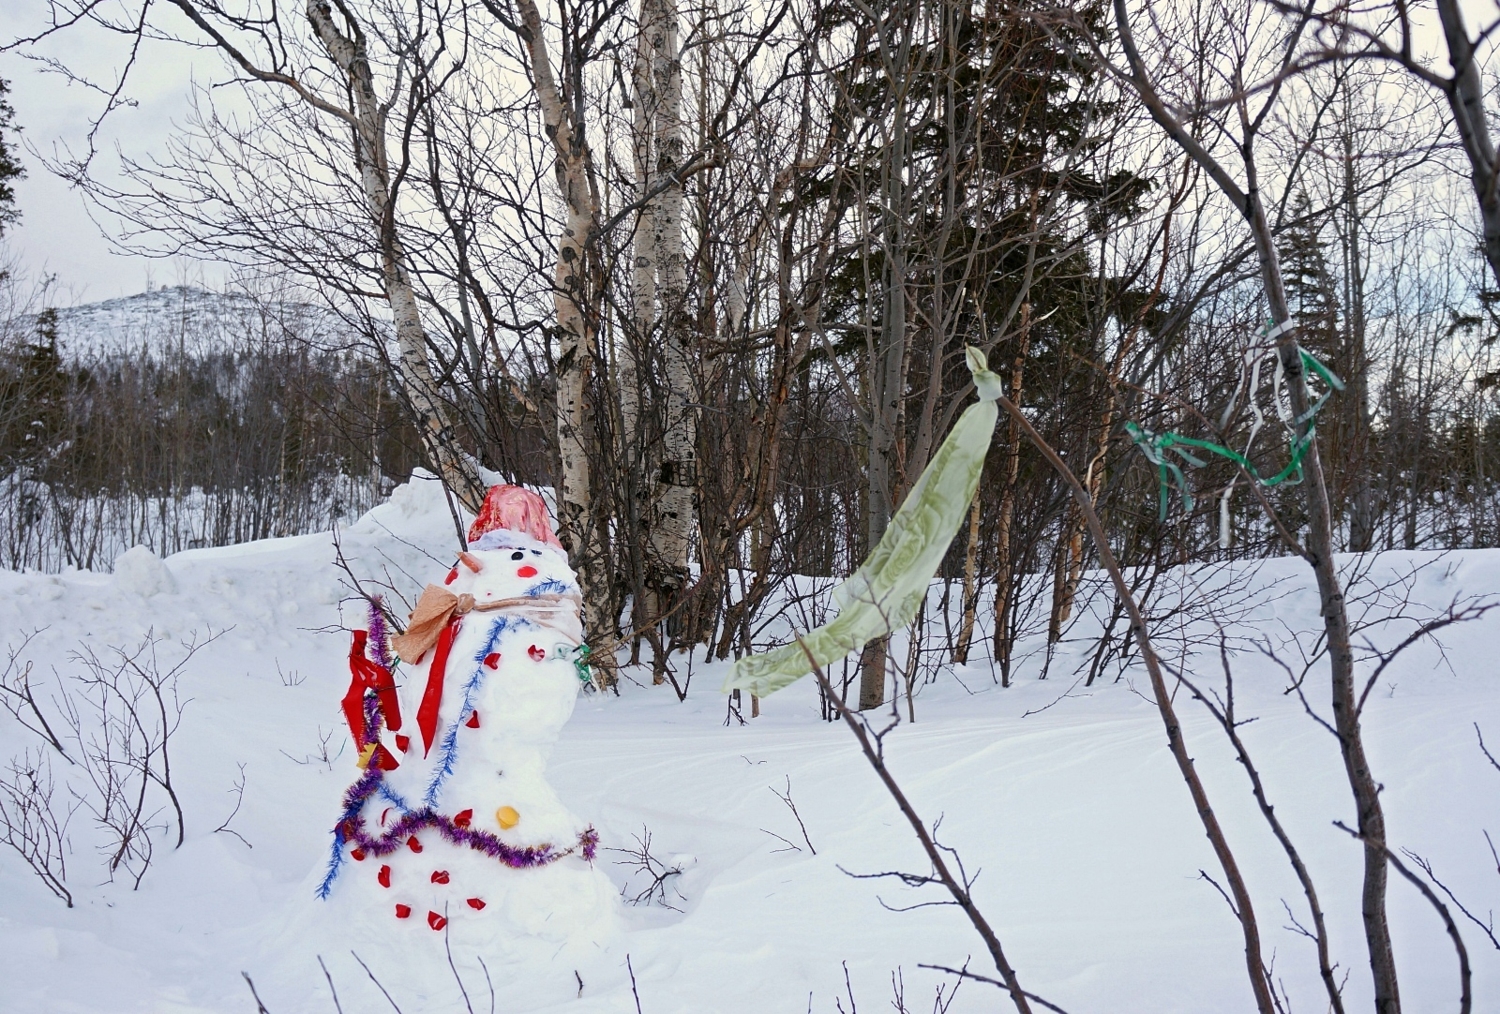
top-left (511, 551), bottom-right (525, 560)
top-left (531, 549), bottom-right (541, 556)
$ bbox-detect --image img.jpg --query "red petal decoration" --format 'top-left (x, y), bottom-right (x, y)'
top-left (395, 734), bottom-right (410, 752)
top-left (407, 835), bottom-right (423, 853)
top-left (427, 911), bottom-right (448, 931)
top-left (453, 808), bottom-right (473, 828)
top-left (431, 870), bottom-right (450, 884)
top-left (484, 652), bottom-right (500, 669)
top-left (465, 710), bottom-right (481, 729)
top-left (466, 898), bottom-right (486, 910)
top-left (351, 848), bottom-right (366, 862)
top-left (395, 904), bottom-right (411, 919)
top-left (371, 744), bottom-right (400, 771)
top-left (444, 568), bottom-right (458, 585)
top-left (378, 865), bottom-right (391, 888)
top-left (528, 644), bottom-right (546, 661)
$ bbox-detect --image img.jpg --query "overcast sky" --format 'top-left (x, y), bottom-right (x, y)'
top-left (0, 3), bottom-right (226, 306)
top-left (0, 0), bottom-right (1488, 311)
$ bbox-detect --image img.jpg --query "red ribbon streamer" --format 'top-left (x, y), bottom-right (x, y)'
top-left (418, 616), bottom-right (462, 757)
top-left (342, 630), bottom-right (402, 749)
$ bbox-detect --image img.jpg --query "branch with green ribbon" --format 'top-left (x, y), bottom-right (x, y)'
top-left (1126, 342), bottom-right (1344, 526)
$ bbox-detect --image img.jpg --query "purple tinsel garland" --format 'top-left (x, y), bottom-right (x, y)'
top-left (326, 756), bottom-right (596, 892)
top-left (367, 596), bottom-right (394, 671)
top-left (342, 809), bottom-right (599, 868)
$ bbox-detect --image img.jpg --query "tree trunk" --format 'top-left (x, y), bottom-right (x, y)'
top-left (625, 0), bottom-right (656, 467)
top-left (1113, 6), bottom-right (1399, 1001)
top-left (1435, 0), bottom-right (1500, 289)
top-left (859, 260), bottom-right (906, 710)
top-left (952, 491), bottom-right (982, 663)
top-left (859, 87), bottom-right (910, 712)
top-left (1245, 158), bottom-right (1400, 1014)
top-left (646, 0), bottom-right (698, 622)
top-left (510, 0), bottom-right (616, 686)
top-left (992, 306), bottom-right (1030, 686)
top-left (306, 0), bottom-right (483, 513)
top-left (1339, 88), bottom-right (1375, 552)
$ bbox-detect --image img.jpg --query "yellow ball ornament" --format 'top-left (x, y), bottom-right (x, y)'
top-left (496, 806), bottom-right (520, 830)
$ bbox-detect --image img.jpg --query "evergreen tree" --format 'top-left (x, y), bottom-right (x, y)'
top-left (1280, 191), bottom-right (1341, 369)
top-left (0, 78), bottom-right (24, 235)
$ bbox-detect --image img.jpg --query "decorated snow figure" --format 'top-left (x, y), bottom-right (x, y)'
top-left (318, 485), bottom-right (616, 951)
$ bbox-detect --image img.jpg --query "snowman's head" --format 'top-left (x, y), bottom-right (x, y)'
top-left (447, 484), bottom-right (578, 605)
top-left (461, 541), bottom-right (579, 605)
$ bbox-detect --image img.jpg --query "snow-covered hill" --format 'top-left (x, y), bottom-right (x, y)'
top-left (32, 286), bottom-right (365, 360)
top-left (2, 475), bottom-right (1499, 1013)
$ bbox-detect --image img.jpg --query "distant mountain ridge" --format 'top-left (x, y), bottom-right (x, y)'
top-left (31, 285), bottom-right (370, 361)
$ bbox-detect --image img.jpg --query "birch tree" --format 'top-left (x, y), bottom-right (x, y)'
top-left (485, 0), bottom-right (619, 685)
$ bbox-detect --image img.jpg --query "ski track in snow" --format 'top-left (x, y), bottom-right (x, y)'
top-left (3, 474), bottom-right (1500, 1012)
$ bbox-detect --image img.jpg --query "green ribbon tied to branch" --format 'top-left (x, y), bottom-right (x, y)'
top-left (723, 346), bottom-right (1003, 699)
top-left (1126, 342), bottom-right (1344, 522)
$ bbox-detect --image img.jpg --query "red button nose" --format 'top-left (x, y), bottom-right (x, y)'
top-left (517, 565), bottom-right (538, 578)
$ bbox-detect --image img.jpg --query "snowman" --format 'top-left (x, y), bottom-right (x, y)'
top-left (317, 485), bottom-right (617, 952)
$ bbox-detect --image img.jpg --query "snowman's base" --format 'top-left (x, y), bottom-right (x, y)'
top-left (251, 855), bottom-right (622, 1013)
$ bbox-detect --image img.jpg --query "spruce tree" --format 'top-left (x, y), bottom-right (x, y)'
top-left (0, 78), bottom-right (24, 235)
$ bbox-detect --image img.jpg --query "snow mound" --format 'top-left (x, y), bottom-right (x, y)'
top-left (2, 478), bottom-right (1500, 1013)
top-left (112, 545), bottom-right (177, 597)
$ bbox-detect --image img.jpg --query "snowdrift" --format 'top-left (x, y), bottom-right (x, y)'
top-left (3, 471), bottom-right (1500, 1012)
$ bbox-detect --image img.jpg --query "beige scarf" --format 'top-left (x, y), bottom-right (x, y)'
top-left (391, 584), bottom-right (583, 664)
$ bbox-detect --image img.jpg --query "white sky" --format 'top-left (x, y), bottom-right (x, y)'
top-left (0, 2), bottom-right (224, 306)
top-left (0, 0), bottom-right (1495, 309)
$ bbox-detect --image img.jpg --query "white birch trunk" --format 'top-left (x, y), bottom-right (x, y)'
top-left (511, 0), bottom-right (615, 684)
top-left (647, 0), bottom-right (698, 600)
top-left (625, 0), bottom-right (658, 453)
top-left (306, 0), bottom-right (483, 512)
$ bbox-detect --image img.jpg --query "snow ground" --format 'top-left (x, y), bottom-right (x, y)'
top-left (3, 473), bottom-right (1500, 1014)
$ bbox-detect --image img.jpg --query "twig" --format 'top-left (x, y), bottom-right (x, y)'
top-left (993, 392), bottom-right (1276, 1013)
top-left (214, 763), bottom-right (252, 848)
top-left (317, 956), bottom-right (345, 1014)
top-left (351, 951), bottom-right (405, 1013)
top-left (1354, 601), bottom-right (1499, 717)
top-left (770, 776), bottom-right (816, 854)
top-left (607, 827), bottom-right (684, 909)
top-left (801, 638), bottom-right (1036, 1014)
top-left (1400, 849), bottom-right (1500, 952)
top-left (443, 906), bottom-right (475, 1014)
top-left (1333, 822), bottom-right (1471, 1014)
top-left (476, 955), bottom-right (495, 1014)
top-left (917, 965), bottom-right (1074, 1014)
top-left (0, 629), bottom-right (71, 761)
top-left (627, 954), bottom-right (644, 1014)
top-left (1477, 724), bottom-right (1500, 776)
top-left (242, 972), bottom-right (272, 1014)
top-left (839, 959), bottom-right (857, 1014)
top-left (1169, 634), bottom-right (1345, 1014)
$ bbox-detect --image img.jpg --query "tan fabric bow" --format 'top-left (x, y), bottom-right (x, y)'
top-left (391, 584), bottom-right (584, 664)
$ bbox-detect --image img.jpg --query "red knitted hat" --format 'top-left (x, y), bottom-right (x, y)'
top-left (466, 485), bottom-right (566, 554)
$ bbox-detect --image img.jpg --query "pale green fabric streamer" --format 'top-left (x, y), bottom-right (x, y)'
top-left (724, 346), bottom-right (1002, 697)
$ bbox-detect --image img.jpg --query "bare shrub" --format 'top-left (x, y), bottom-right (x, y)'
top-left (0, 749), bottom-right (76, 907)
top-left (609, 827), bottom-right (686, 911)
top-left (0, 629), bottom-right (210, 899)
top-left (0, 627), bottom-right (70, 758)
top-left (60, 632), bottom-right (206, 885)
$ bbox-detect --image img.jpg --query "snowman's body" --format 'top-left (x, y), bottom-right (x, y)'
top-left (320, 534), bottom-right (616, 951)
